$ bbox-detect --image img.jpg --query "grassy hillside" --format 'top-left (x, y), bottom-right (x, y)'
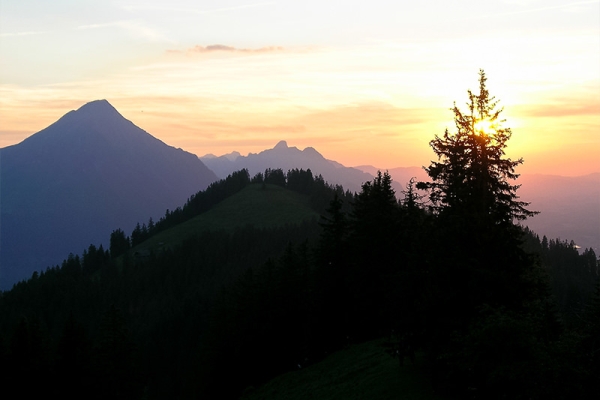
top-left (130, 183), bottom-right (319, 255)
top-left (241, 338), bottom-right (445, 400)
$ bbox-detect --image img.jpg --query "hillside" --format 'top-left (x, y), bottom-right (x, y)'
top-left (203, 144), bottom-right (600, 253)
top-left (0, 164), bottom-right (597, 399)
top-left (242, 338), bottom-right (445, 400)
top-left (129, 183), bottom-right (320, 255)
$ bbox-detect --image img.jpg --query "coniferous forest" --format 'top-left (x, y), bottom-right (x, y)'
top-left (1, 71), bottom-right (598, 399)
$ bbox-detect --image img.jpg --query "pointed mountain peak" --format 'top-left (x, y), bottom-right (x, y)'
top-left (75, 99), bottom-right (121, 117)
top-left (274, 140), bottom-right (288, 149)
top-left (16, 99), bottom-right (140, 150)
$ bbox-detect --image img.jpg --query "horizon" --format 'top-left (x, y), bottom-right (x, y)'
top-left (3, 97), bottom-right (600, 178)
top-left (1, 1), bottom-right (599, 176)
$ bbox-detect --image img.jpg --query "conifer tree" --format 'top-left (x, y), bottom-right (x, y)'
top-left (417, 70), bottom-right (546, 316)
top-left (416, 71), bottom-right (556, 398)
top-left (418, 69), bottom-right (537, 227)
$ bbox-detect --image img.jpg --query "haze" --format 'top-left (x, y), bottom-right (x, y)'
top-left (1, 0), bottom-right (599, 175)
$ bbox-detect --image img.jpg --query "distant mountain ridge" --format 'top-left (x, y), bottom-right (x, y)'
top-left (200, 140), bottom-right (374, 193)
top-left (0, 100), bottom-right (218, 289)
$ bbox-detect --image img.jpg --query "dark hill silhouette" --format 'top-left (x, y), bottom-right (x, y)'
top-left (0, 100), bottom-right (218, 289)
top-left (200, 141), bottom-right (374, 193)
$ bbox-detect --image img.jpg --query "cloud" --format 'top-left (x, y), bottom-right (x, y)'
top-left (121, 2), bottom-right (276, 15)
top-left (0, 31), bottom-right (46, 38)
top-left (516, 103), bottom-right (600, 118)
top-left (484, 0), bottom-right (599, 17)
top-left (77, 20), bottom-right (168, 42)
top-left (167, 44), bottom-right (284, 55)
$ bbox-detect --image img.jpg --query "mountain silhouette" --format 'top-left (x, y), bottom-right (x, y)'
top-left (0, 100), bottom-right (218, 289)
top-left (200, 140), bottom-right (374, 193)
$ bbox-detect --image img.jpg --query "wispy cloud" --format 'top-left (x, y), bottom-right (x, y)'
top-left (0, 31), bottom-right (46, 38)
top-left (77, 20), bottom-right (168, 41)
top-left (516, 103), bottom-right (600, 118)
top-left (121, 2), bottom-right (276, 15)
top-left (167, 44), bottom-right (284, 55)
top-left (484, 0), bottom-right (599, 17)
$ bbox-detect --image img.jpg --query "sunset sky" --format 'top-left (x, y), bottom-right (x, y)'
top-left (1, 0), bottom-right (599, 176)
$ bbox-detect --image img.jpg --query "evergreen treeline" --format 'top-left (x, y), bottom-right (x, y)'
top-left (112, 167), bottom-right (353, 254)
top-left (1, 167), bottom-right (597, 399)
top-left (201, 171), bottom-right (599, 399)
top-left (1, 72), bottom-right (599, 399)
top-left (0, 167), bottom-right (352, 399)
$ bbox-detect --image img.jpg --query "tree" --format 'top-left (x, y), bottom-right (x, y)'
top-left (93, 305), bottom-right (140, 399)
top-left (264, 168), bottom-right (286, 187)
top-left (352, 171), bottom-right (398, 236)
top-left (347, 171), bottom-right (401, 339)
top-left (418, 69), bottom-right (537, 227)
top-left (417, 70), bottom-right (545, 316)
top-left (416, 71), bottom-right (557, 398)
top-left (109, 229), bottom-right (130, 258)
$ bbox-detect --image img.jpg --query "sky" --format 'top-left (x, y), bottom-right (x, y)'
top-left (1, 0), bottom-right (599, 176)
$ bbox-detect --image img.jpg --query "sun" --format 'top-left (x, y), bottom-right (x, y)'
top-left (474, 118), bottom-right (495, 136)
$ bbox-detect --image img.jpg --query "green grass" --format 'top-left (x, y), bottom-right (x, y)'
top-left (130, 183), bottom-right (319, 255)
top-left (241, 338), bottom-right (445, 400)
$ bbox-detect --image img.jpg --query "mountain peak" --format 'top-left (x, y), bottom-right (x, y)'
top-left (302, 146), bottom-right (322, 157)
top-left (75, 99), bottom-right (120, 117)
top-left (274, 140), bottom-right (288, 149)
top-left (15, 99), bottom-right (130, 149)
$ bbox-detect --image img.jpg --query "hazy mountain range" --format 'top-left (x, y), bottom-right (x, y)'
top-left (1, 100), bottom-right (597, 289)
top-left (201, 140), bottom-right (374, 194)
top-left (0, 100), bottom-right (217, 289)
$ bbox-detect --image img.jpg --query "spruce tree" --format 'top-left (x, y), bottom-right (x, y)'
top-left (417, 70), bottom-right (556, 398)
top-left (418, 69), bottom-right (537, 227)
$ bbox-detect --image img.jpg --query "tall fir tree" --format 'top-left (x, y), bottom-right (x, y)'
top-left (417, 71), bottom-right (556, 398)
top-left (418, 69), bottom-right (537, 228)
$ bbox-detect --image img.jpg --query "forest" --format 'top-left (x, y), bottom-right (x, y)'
top-left (0, 71), bottom-right (598, 399)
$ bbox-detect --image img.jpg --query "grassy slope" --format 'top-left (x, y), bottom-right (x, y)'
top-left (241, 338), bottom-right (445, 400)
top-left (130, 183), bottom-right (319, 254)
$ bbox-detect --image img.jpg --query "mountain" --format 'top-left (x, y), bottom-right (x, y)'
top-left (517, 173), bottom-right (600, 253)
top-left (0, 100), bottom-right (218, 289)
top-left (200, 141), bottom-right (374, 193)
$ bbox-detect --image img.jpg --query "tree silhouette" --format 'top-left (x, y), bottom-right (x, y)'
top-left (93, 305), bottom-right (140, 399)
top-left (418, 69), bottom-right (537, 226)
top-left (109, 229), bottom-right (130, 258)
top-left (416, 70), bottom-right (559, 398)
